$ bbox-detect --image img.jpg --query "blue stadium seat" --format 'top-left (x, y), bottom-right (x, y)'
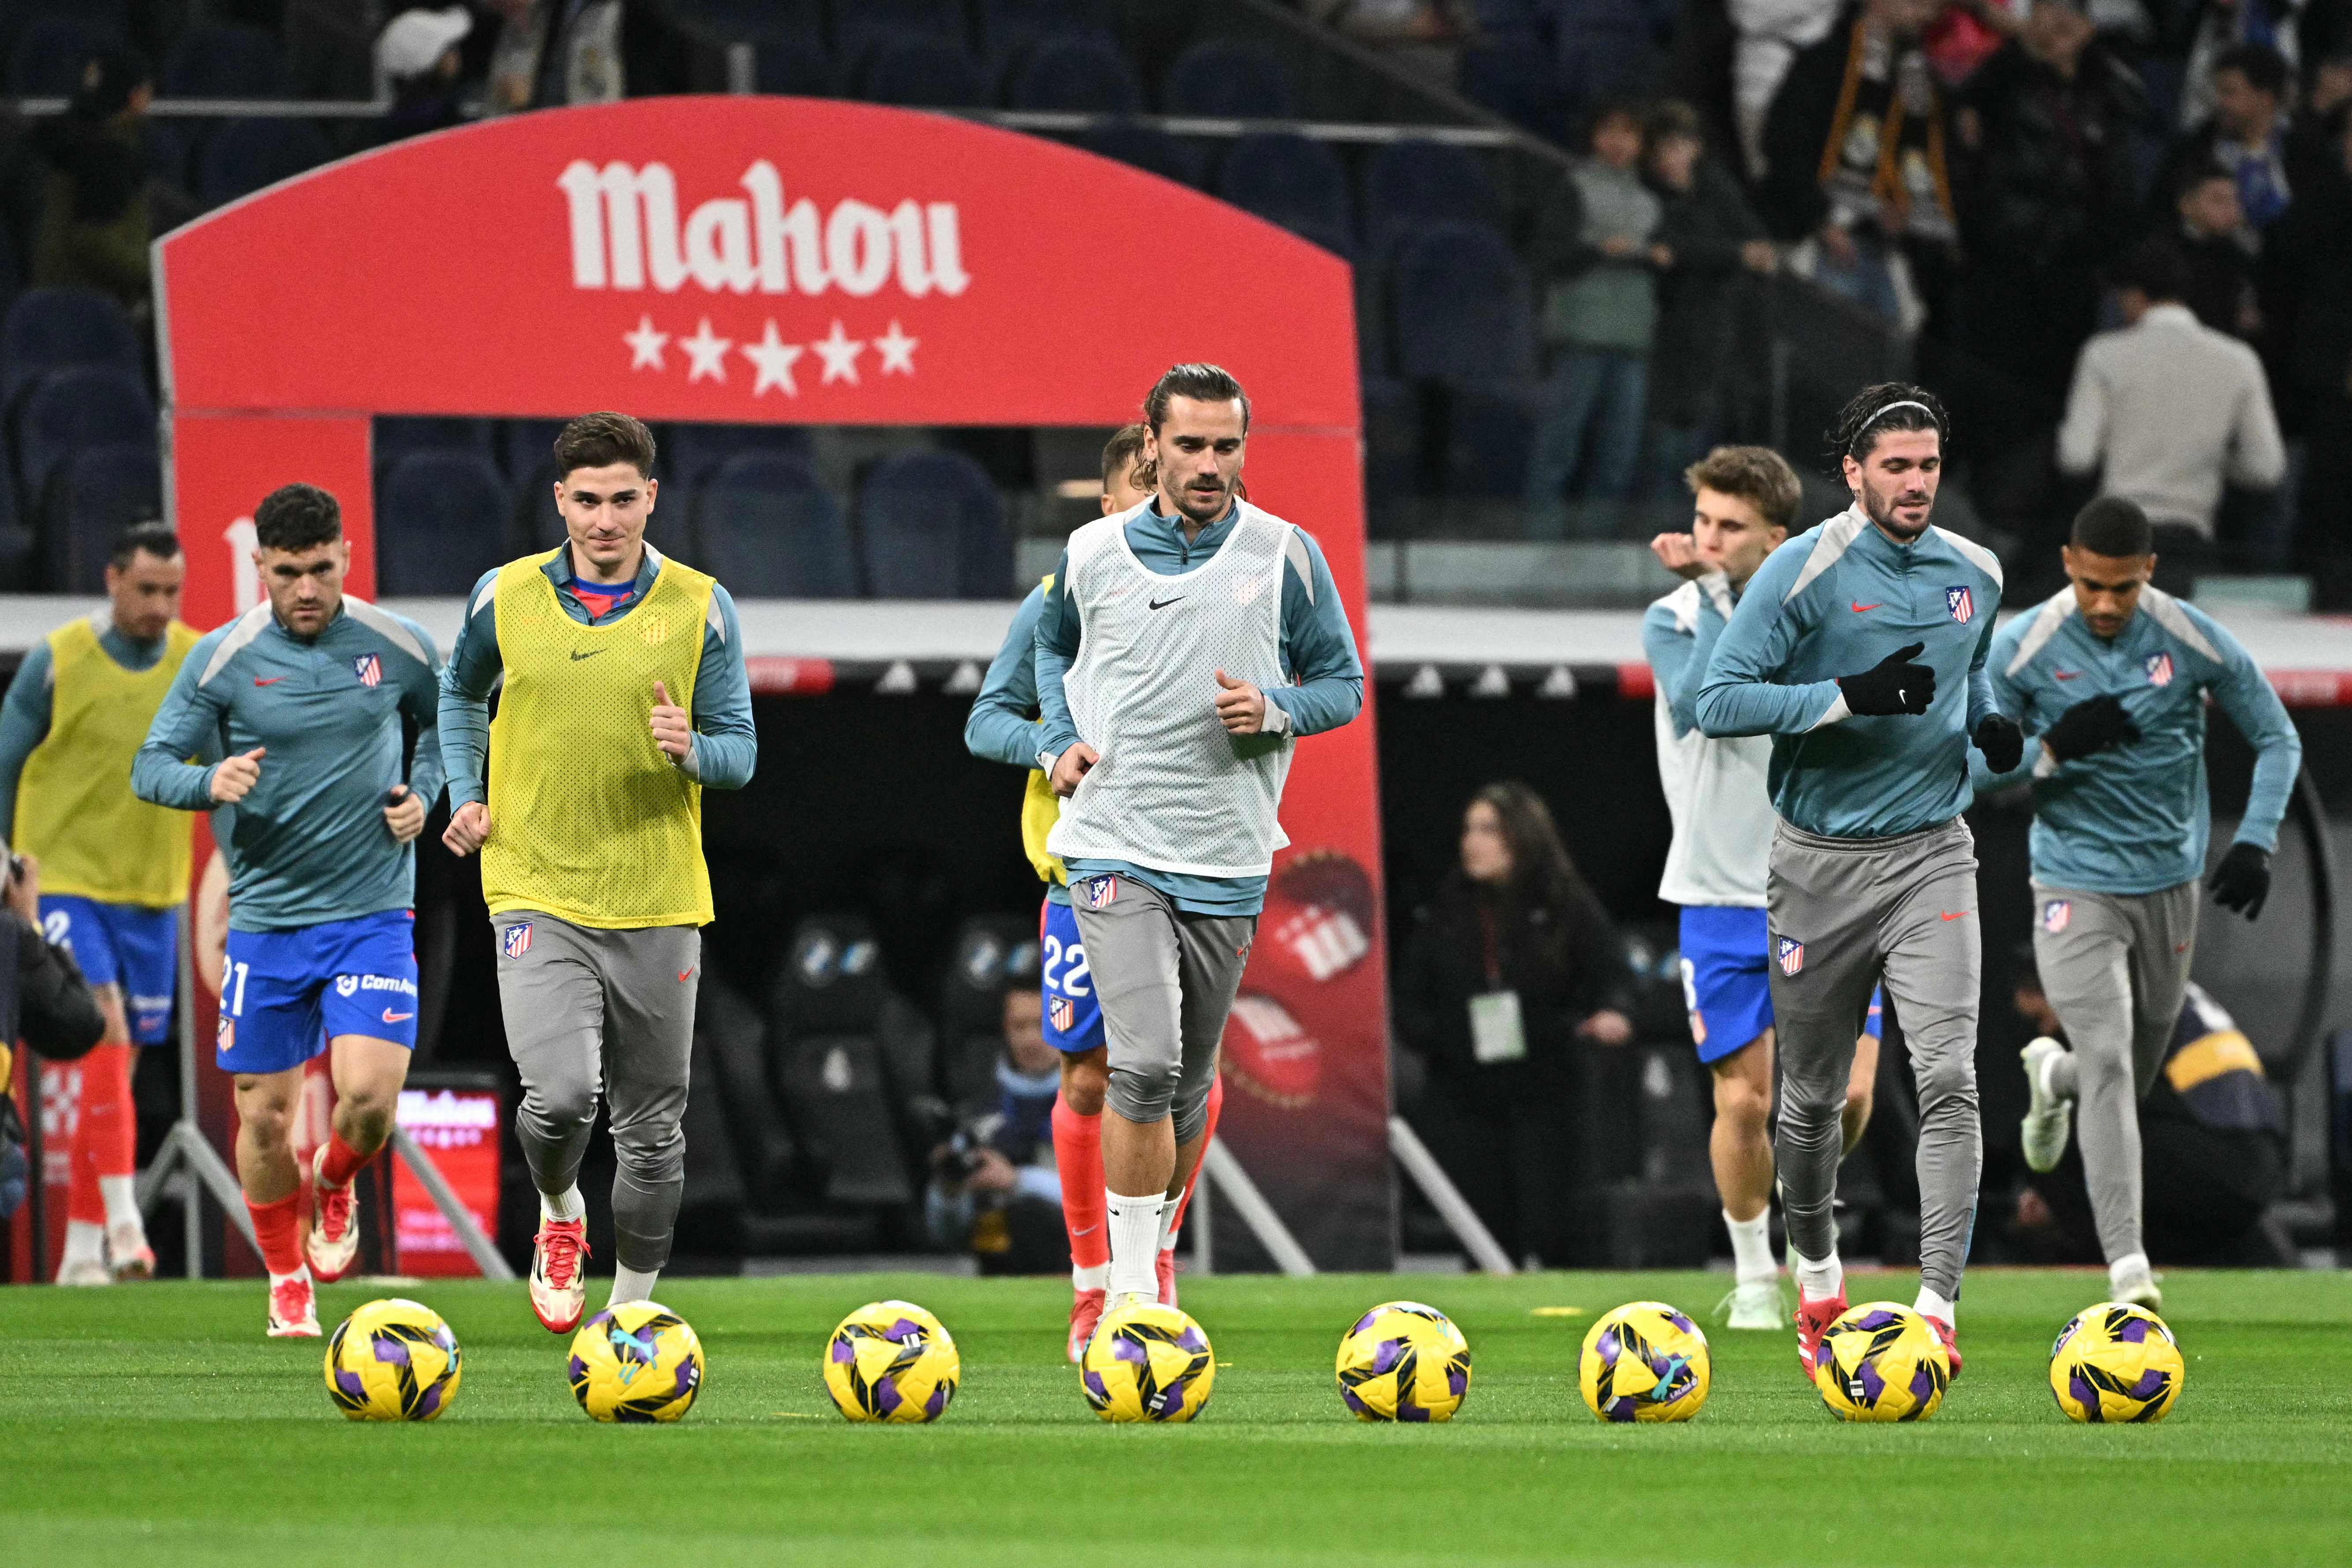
top-left (1458, 41), bottom-right (1569, 145)
top-left (497, 419), bottom-right (568, 482)
top-left (835, 0), bottom-right (968, 60)
top-left (674, 0), bottom-right (823, 44)
top-left (664, 423), bottom-right (815, 489)
top-left (1362, 139), bottom-right (1502, 258)
top-left (14, 364), bottom-right (152, 516)
top-left (857, 449), bottom-right (1011, 600)
top-left (377, 450), bottom-right (511, 595)
top-left (1007, 36), bottom-right (1139, 113)
top-left (1360, 375), bottom-right (1420, 501)
top-left (8, 17), bottom-right (121, 95)
top-left (0, 286), bottom-right (142, 414)
top-left (1218, 131), bottom-right (1353, 254)
top-left (695, 453), bottom-right (856, 597)
top-left (376, 416), bottom-right (496, 474)
top-left (163, 24), bottom-right (290, 98)
top-left (198, 117), bottom-right (333, 206)
top-left (858, 39), bottom-right (986, 108)
top-left (56, 440), bottom-right (159, 591)
top-left (1391, 222), bottom-right (1535, 381)
top-left (1444, 379), bottom-right (1537, 497)
top-left (1162, 41), bottom-right (1296, 119)
top-left (979, 0), bottom-right (1115, 61)
top-left (1074, 121), bottom-right (1203, 187)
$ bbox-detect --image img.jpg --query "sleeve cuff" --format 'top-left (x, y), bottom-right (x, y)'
top-left (1807, 692), bottom-right (1851, 730)
top-left (2032, 747), bottom-right (2061, 779)
top-left (1035, 746), bottom-right (1061, 774)
top-left (677, 736), bottom-right (703, 782)
top-left (1262, 692), bottom-right (1295, 734)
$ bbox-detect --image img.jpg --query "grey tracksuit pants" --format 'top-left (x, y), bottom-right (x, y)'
top-left (1767, 817), bottom-right (1982, 1299)
top-left (1070, 875), bottom-right (1255, 1142)
top-left (2030, 879), bottom-right (2199, 1264)
top-left (493, 910), bottom-right (699, 1272)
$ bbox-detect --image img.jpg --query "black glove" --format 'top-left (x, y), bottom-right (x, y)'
top-left (2207, 842), bottom-right (2271, 920)
top-left (1837, 642), bottom-right (1936, 716)
top-left (1973, 714), bottom-right (2024, 773)
top-left (2041, 693), bottom-right (2141, 762)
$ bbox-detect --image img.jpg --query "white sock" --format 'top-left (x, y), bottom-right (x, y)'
top-left (1724, 1208), bottom-right (1775, 1284)
top-left (1793, 1248), bottom-right (1843, 1301)
top-left (1105, 1189), bottom-right (1167, 1300)
top-left (1914, 1286), bottom-right (1956, 1325)
top-left (608, 1265), bottom-right (659, 1307)
top-left (99, 1175), bottom-right (144, 1235)
top-left (540, 1185), bottom-right (585, 1223)
top-left (2108, 1251), bottom-right (2152, 1291)
top-left (1072, 1262), bottom-right (1108, 1292)
top-left (62, 1219), bottom-right (105, 1265)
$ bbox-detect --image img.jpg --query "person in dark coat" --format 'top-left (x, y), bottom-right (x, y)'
top-left (1395, 782), bottom-right (1635, 1267)
top-left (2263, 104), bottom-right (2352, 593)
top-left (0, 851), bottom-right (111, 1227)
top-left (1642, 99), bottom-right (1779, 500)
top-left (25, 46), bottom-right (157, 318)
top-left (2164, 163), bottom-right (2265, 342)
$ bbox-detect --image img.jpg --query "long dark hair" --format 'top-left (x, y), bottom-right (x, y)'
top-left (1465, 781), bottom-right (1583, 916)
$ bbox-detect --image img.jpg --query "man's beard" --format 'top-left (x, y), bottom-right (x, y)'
top-left (1170, 480), bottom-right (1230, 523)
top-left (1861, 476), bottom-right (1934, 537)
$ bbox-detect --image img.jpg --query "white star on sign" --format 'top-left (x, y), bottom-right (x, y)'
top-left (874, 319), bottom-right (919, 376)
top-left (623, 314), bottom-right (669, 371)
top-left (741, 320), bottom-right (804, 397)
top-left (680, 317), bottom-right (733, 383)
top-left (811, 319), bottom-right (865, 386)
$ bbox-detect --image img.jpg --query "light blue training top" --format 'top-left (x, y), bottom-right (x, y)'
top-left (964, 583), bottom-right (1070, 908)
top-left (1696, 507), bottom-right (2005, 840)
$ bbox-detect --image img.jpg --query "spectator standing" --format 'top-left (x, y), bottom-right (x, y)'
top-left (1525, 103), bottom-right (1667, 537)
top-left (25, 47), bottom-right (157, 318)
top-left (925, 989), bottom-right (1069, 1276)
top-left (2265, 102), bottom-right (2352, 587)
top-left (484, 0), bottom-right (625, 115)
top-left (1758, 0), bottom-right (1958, 331)
top-left (2178, 0), bottom-right (2309, 131)
top-left (1952, 0), bottom-right (2145, 411)
top-left (373, 8), bottom-right (474, 145)
top-left (1642, 101), bottom-right (1779, 498)
top-left (2167, 163), bottom-right (2264, 340)
top-left (2166, 44), bottom-right (2296, 232)
top-left (1395, 783), bottom-right (1635, 1268)
top-left (1726, 0), bottom-right (1844, 178)
top-left (2057, 240), bottom-right (2285, 586)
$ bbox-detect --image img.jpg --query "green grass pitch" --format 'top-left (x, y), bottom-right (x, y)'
top-left (3, 1268), bottom-right (2345, 1566)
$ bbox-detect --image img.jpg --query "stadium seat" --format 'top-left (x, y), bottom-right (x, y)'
top-left (1073, 120), bottom-right (1203, 187)
top-left (979, 0), bottom-right (1115, 62)
top-left (197, 117), bottom-right (333, 207)
top-left (1362, 139), bottom-right (1503, 258)
top-left (1391, 222), bottom-right (1535, 382)
top-left (858, 39), bottom-right (987, 108)
top-left (768, 915), bottom-right (922, 1209)
top-left (663, 422), bottom-right (815, 488)
top-left (1218, 131), bottom-right (1354, 253)
top-left (757, 37), bottom-right (838, 96)
top-left (691, 965), bottom-right (797, 1212)
top-left (695, 452), bottom-right (857, 597)
top-left (1162, 40), bottom-right (1297, 119)
top-left (1360, 375), bottom-right (1420, 500)
top-left (1458, 40), bottom-right (1570, 145)
top-left (497, 418), bottom-right (568, 482)
top-left (857, 449), bottom-right (1013, 600)
top-left (13, 364), bottom-right (153, 518)
top-left (1006, 35), bottom-right (1140, 113)
top-left (835, 0), bottom-right (968, 60)
top-left (8, 16), bottom-right (121, 96)
top-left (56, 439), bottom-right (159, 592)
top-left (375, 416), bottom-right (497, 472)
top-left (162, 23), bottom-right (291, 98)
top-left (1443, 378), bottom-right (1537, 497)
top-left (376, 449), bottom-right (511, 595)
top-left (937, 915), bottom-right (1043, 1113)
top-left (0, 286), bottom-right (142, 415)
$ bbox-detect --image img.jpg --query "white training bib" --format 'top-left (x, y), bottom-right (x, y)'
top-left (1652, 575), bottom-right (1774, 907)
top-left (1048, 501), bottom-right (1295, 879)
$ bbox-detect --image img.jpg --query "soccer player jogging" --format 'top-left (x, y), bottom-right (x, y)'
top-left (1978, 497), bottom-right (2299, 1309)
top-left (440, 413), bottom-right (756, 1333)
top-left (1696, 385), bottom-right (2022, 1378)
top-left (0, 523), bottom-right (195, 1283)
top-left (1643, 449), bottom-right (1884, 1331)
top-left (132, 486), bottom-right (444, 1336)
top-left (1036, 365), bottom-right (1363, 1312)
top-left (965, 425), bottom-right (1227, 1359)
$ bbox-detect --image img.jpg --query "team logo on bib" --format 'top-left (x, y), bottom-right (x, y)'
top-left (501, 922), bottom-right (533, 959)
top-left (1945, 586), bottom-right (1974, 624)
top-left (2042, 899), bottom-right (2071, 933)
top-left (352, 652), bottom-right (382, 687)
top-left (2145, 652), bottom-right (2174, 688)
top-left (1776, 936), bottom-right (1805, 976)
top-left (1079, 875), bottom-right (1119, 910)
top-left (1049, 995), bottom-right (1075, 1033)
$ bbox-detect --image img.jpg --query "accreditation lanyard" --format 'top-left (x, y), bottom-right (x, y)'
top-left (1468, 902), bottom-right (1528, 1064)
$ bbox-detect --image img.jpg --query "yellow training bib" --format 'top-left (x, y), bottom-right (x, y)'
top-left (15, 619), bottom-right (198, 908)
top-left (482, 552), bottom-right (715, 929)
top-left (1021, 767), bottom-right (1068, 887)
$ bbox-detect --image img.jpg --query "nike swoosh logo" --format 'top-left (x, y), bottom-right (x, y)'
top-left (570, 649), bottom-right (605, 661)
top-left (1939, 911), bottom-right (1969, 921)
top-left (381, 1009), bottom-right (413, 1023)
top-left (1850, 602), bottom-right (1882, 613)
top-left (1148, 596), bottom-right (1185, 610)
top-left (253, 676), bottom-right (285, 686)
top-left (677, 970), bottom-right (693, 982)
top-left (2054, 670), bottom-right (2082, 680)
top-left (1071, 1225), bottom-right (1100, 1238)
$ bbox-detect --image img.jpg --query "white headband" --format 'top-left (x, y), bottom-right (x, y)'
top-left (1861, 399), bottom-right (1936, 430)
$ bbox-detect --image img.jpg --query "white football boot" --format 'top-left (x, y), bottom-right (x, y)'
top-left (56, 1256), bottom-right (113, 1286)
top-left (2019, 1037), bottom-right (2073, 1173)
top-left (267, 1272), bottom-right (320, 1338)
top-left (2109, 1253), bottom-right (2164, 1311)
top-left (530, 1217), bottom-right (591, 1333)
top-left (305, 1145), bottom-right (360, 1282)
top-left (1717, 1279), bottom-right (1789, 1331)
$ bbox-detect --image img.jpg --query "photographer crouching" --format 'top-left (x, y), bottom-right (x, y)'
top-left (925, 987), bottom-right (1067, 1275)
top-left (0, 850), bottom-right (114, 1237)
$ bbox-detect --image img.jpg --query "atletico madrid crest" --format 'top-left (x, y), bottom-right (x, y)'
top-left (2145, 652), bottom-right (2174, 688)
top-left (352, 652), bottom-right (383, 687)
top-left (2042, 899), bottom-right (2071, 934)
top-left (1079, 875), bottom-right (1118, 910)
top-left (1049, 995), bottom-right (1074, 1033)
top-left (1945, 586), bottom-right (1974, 624)
top-left (1776, 936), bottom-right (1805, 976)
top-left (501, 922), bottom-right (533, 959)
